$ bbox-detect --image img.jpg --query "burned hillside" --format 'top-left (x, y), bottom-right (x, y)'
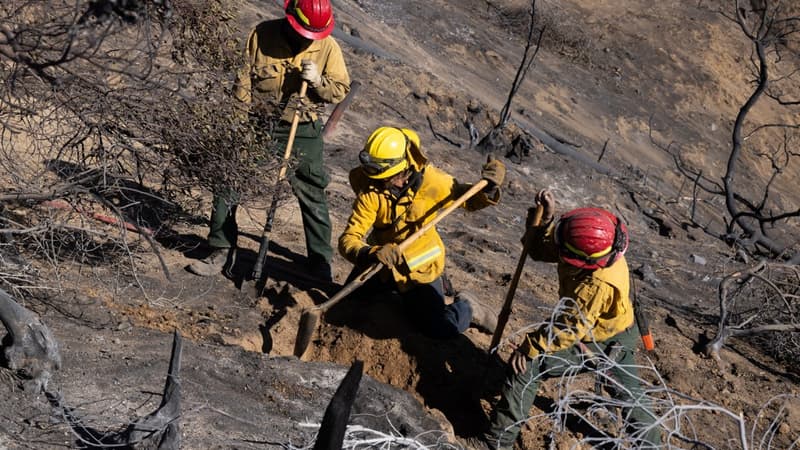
top-left (0, 0), bottom-right (799, 449)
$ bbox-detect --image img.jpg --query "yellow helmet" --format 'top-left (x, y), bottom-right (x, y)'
top-left (360, 127), bottom-right (414, 179)
top-left (399, 127), bottom-right (420, 151)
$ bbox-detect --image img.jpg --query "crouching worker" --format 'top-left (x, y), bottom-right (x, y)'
top-left (474, 190), bottom-right (662, 449)
top-left (338, 126), bottom-right (504, 339)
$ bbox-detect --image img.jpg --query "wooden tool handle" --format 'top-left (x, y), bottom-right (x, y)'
top-left (489, 204), bottom-right (544, 350)
top-left (250, 81), bottom-right (308, 284)
top-left (316, 179), bottom-right (491, 314)
top-left (277, 81), bottom-right (308, 181)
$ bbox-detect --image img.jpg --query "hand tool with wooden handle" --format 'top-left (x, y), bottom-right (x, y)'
top-left (489, 204), bottom-right (543, 351)
top-left (243, 80), bottom-right (308, 297)
top-left (293, 179), bottom-right (490, 358)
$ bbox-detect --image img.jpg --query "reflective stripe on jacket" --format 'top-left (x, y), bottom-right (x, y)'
top-left (522, 222), bottom-right (634, 357)
top-left (339, 144), bottom-right (499, 292)
top-left (233, 19), bottom-right (350, 122)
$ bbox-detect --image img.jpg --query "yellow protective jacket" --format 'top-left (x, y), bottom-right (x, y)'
top-left (521, 221), bottom-right (634, 358)
top-left (233, 19), bottom-right (350, 123)
top-left (339, 144), bottom-right (500, 292)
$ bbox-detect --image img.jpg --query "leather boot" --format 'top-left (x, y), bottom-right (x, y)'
top-left (456, 291), bottom-right (498, 334)
top-left (187, 248), bottom-right (230, 277)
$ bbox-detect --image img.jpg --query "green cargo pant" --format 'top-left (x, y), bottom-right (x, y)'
top-left (485, 326), bottom-right (662, 449)
top-left (207, 120), bottom-right (332, 263)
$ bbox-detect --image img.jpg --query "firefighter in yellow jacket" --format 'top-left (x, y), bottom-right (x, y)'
top-left (338, 126), bottom-right (504, 338)
top-left (473, 190), bottom-right (662, 449)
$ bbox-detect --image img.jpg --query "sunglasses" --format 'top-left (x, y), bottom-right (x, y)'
top-left (358, 150), bottom-right (406, 177)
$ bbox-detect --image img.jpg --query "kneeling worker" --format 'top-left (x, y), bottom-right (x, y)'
top-left (338, 126), bottom-right (504, 338)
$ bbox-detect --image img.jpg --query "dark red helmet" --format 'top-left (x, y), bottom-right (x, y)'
top-left (284, 0), bottom-right (335, 40)
top-left (554, 207), bottom-right (629, 269)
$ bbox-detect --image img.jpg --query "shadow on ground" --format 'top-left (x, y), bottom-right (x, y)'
top-left (322, 287), bottom-right (507, 437)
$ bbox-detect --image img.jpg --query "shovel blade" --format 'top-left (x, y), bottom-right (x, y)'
top-left (293, 309), bottom-right (320, 359)
top-left (239, 275), bottom-right (266, 298)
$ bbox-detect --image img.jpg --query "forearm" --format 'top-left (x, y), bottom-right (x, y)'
top-left (311, 46), bottom-right (349, 103)
top-left (522, 283), bottom-right (610, 357)
top-left (464, 187), bottom-right (500, 210)
top-left (311, 77), bottom-right (349, 104)
top-left (233, 65), bottom-right (252, 104)
top-left (453, 182), bottom-right (499, 211)
top-left (524, 221), bottom-right (559, 262)
top-left (338, 231), bottom-right (368, 264)
top-left (339, 198), bottom-right (376, 264)
top-left (233, 29), bottom-right (259, 104)
top-left (523, 316), bottom-right (586, 358)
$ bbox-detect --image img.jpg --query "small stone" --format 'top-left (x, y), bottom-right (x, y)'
top-left (634, 264), bottom-right (661, 287)
top-left (690, 254), bottom-right (707, 265)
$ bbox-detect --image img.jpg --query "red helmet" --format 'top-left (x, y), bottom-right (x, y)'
top-left (554, 207), bottom-right (629, 269)
top-left (284, 0), bottom-right (335, 40)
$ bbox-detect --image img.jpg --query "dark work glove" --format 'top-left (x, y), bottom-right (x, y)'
top-left (370, 244), bottom-right (403, 268)
top-left (522, 190), bottom-right (553, 245)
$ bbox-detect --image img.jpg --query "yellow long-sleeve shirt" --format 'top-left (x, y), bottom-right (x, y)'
top-left (339, 144), bottom-right (499, 292)
top-left (233, 19), bottom-right (350, 123)
top-left (522, 222), bottom-right (634, 358)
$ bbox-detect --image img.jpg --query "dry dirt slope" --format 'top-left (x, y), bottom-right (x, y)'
top-left (238, 0), bottom-right (800, 447)
top-left (2, 0), bottom-right (799, 448)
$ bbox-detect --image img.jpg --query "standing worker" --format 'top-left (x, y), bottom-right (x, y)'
top-left (470, 190), bottom-right (662, 449)
top-left (338, 126), bottom-right (504, 339)
top-left (188, 0), bottom-right (350, 282)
